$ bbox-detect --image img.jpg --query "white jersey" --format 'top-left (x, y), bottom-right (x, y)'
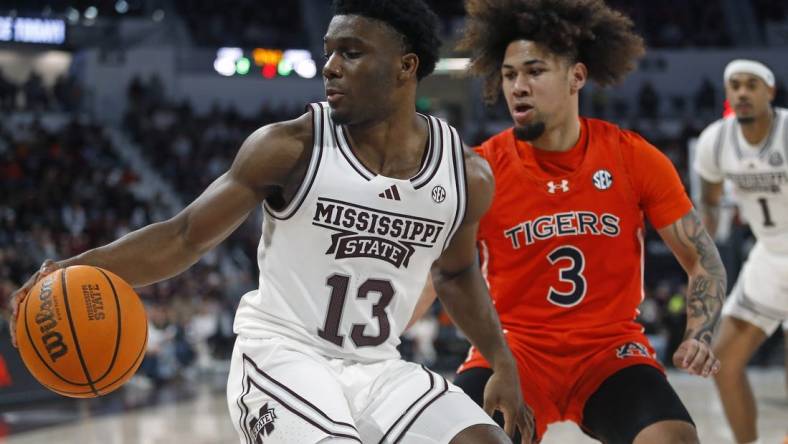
top-left (234, 102), bottom-right (467, 362)
top-left (694, 107), bottom-right (788, 255)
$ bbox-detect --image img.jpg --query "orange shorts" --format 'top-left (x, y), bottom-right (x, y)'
top-left (458, 328), bottom-right (663, 441)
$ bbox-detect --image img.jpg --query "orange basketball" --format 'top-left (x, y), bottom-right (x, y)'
top-left (16, 265), bottom-right (148, 398)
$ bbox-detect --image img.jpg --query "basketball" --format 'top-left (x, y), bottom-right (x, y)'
top-left (15, 265), bottom-right (148, 398)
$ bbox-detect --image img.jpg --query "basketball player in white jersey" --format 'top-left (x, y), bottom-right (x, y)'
top-left (694, 59), bottom-right (788, 444)
top-left (6, 1), bottom-right (534, 443)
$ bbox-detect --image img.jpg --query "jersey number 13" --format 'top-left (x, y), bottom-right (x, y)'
top-left (318, 274), bottom-right (393, 348)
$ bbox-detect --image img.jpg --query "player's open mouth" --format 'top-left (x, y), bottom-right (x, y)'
top-left (512, 104), bottom-right (534, 122)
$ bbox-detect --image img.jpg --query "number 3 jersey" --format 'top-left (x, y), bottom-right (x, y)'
top-left (475, 118), bottom-right (692, 337)
top-left (234, 102), bottom-right (467, 362)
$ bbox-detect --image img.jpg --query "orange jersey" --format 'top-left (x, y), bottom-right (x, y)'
top-left (475, 118), bottom-right (692, 337)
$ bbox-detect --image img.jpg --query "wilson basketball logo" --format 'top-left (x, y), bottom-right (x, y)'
top-left (592, 169), bottom-right (613, 190)
top-left (431, 185), bottom-right (446, 203)
top-left (35, 275), bottom-right (68, 362)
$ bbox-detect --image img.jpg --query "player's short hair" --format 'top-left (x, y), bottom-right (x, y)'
top-left (459, 0), bottom-right (646, 103)
top-left (332, 0), bottom-right (441, 80)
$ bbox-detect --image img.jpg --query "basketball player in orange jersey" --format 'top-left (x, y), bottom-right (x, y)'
top-left (448, 0), bottom-right (726, 442)
top-left (5, 1), bottom-right (533, 442)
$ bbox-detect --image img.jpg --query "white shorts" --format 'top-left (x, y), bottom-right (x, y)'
top-left (227, 336), bottom-right (497, 444)
top-left (724, 242), bottom-right (788, 335)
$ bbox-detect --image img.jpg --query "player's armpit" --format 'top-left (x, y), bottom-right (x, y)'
top-left (657, 209), bottom-right (727, 346)
top-left (405, 274), bottom-right (437, 330)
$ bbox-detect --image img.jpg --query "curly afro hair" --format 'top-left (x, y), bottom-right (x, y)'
top-left (333, 0), bottom-right (441, 80)
top-left (459, 0), bottom-right (645, 103)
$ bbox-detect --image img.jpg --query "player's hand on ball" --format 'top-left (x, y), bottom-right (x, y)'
top-left (8, 260), bottom-right (61, 348)
top-left (483, 363), bottom-right (535, 444)
top-left (672, 338), bottom-right (720, 377)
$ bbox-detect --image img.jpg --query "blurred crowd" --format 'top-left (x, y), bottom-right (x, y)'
top-left (176, 0), bottom-right (306, 49)
top-left (0, 70), bottom-right (83, 113)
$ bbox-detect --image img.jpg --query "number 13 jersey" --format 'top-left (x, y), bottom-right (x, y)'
top-left (475, 118), bottom-right (692, 337)
top-left (234, 103), bottom-right (467, 362)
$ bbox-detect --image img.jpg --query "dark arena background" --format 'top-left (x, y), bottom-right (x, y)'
top-left (0, 1), bottom-right (786, 442)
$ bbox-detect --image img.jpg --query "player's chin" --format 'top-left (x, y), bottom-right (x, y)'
top-left (328, 107), bottom-right (352, 125)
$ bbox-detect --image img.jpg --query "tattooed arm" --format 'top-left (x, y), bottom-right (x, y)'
top-left (657, 209), bottom-right (727, 377)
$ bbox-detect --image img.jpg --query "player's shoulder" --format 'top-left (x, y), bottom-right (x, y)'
top-left (232, 111), bottom-right (314, 183)
top-left (584, 117), bottom-right (655, 153)
top-left (696, 116), bottom-right (733, 149)
top-left (476, 127), bottom-right (514, 161)
top-left (244, 111), bottom-right (312, 158)
top-left (776, 106), bottom-right (788, 123)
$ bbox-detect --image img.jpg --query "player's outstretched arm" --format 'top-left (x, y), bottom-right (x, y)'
top-left (6, 113), bottom-right (313, 346)
top-left (657, 209), bottom-right (727, 377)
top-left (431, 148), bottom-right (534, 443)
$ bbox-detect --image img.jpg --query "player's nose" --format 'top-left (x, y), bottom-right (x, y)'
top-left (322, 54), bottom-right (342, 79)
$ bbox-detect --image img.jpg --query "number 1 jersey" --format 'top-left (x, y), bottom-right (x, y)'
top-left (234, 103), bottom-right (467, 362)
top-left (475, 118), bottom-right (693, 338)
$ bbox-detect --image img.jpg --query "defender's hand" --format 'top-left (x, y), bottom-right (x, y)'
top-left (483, 363), bottom-right (535, 444)
top-left (7, 260), bottom-right (61, 347)
top-left (673, 338), bottom-right (720, 377)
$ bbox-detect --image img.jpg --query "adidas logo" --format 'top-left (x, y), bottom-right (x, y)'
top-left (378, 185), bottom-right (401, 201)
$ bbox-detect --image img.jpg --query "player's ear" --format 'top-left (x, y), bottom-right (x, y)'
top-left (569, 62), bottom-right (588, 95)
top-left (399, 53), bottom-right (419, 81)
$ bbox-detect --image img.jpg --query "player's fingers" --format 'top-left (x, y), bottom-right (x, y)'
top-left (8, 270), bottom-right (41, 348)
top-left (680, 341), bottom-right (699, 368)
top-left (482, 397), bottom-right (495, 419)
top-left (501, 408), bottom-right (515, 438)
top-left (39, 260), bottom-right (58, 276)
top-left (518, 407), bottom-right (534, 444)
top-left (688, 345), bottom-right (709, 374)
top-left (702, 355), bottom-right (721, 377)
top-left (9, 294), bottom-right (19, 347)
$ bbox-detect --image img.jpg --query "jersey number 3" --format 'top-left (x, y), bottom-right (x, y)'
top-left (318, 274), bottom-right (393, 348)
top-left (546, 246), bottom-right (587, 307)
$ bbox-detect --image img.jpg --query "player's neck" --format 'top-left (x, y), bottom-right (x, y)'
top-left (343, 107), bottom-right (427, 178)
top-left (530, 115), bottom-right (581, 153)
top-left (740, 108), bottom-right (774, 145)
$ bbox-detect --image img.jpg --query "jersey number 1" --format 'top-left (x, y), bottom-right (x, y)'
top-left (757, 198), bottom-right (775, 227)
top-left (546, 246), bottom-right (587, 307)
top-left (318, 274), bottom-right (393, 348)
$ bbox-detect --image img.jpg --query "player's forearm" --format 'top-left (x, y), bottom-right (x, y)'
top-left (58, 219), bottom-right (203, 287)
top-left (432, 265), bottom-right (515, 371)
top-left (684, 270), bottom-right (726, 344)
top-left (699, 179), bottom-right (723, 238)
top-left (699, 203), bottom-right (720, 238)
top-left (681, 217), bottom-right (727, 345)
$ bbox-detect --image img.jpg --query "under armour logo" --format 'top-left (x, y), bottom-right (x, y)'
top-left (378, 185), bottom-right (401, 201)
top-left (592, 169), bottom-right (613, 190)
top-left (547, 180), bottom-right (569, 194)
top-left (616, 342), bottom-right (651, 359)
